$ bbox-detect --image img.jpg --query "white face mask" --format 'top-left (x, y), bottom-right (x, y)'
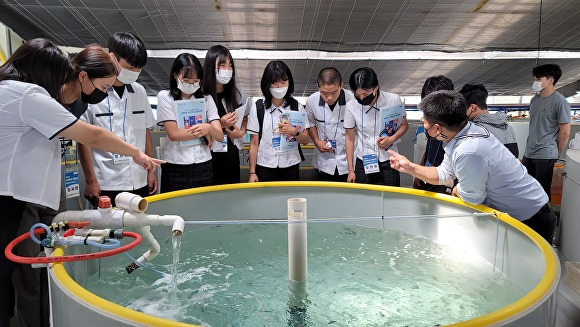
top-left (270, 86), bottom-right (288, 99)
top-left (216, 69), bottom-right (233, 85)
top-left (117, 67), bottom-right (141, 84)
top-left (532, 80), bottom-right (545, 92)
top-left (177, 80), bottom-right (200, 95)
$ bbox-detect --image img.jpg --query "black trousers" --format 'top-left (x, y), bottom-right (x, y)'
top-left (522, 202), bottom-right (556, 244)
top-left (354, 158), bottom-right (401, 186)
top-left (256, 164), bottom-right (299, 182)
top-left (0, 196), bottom-right (27, 326)
top-left (211, 139), bottom-right (241, 185)
top-left (318, 167), bottom-right (348, 182)
top-left (99, 185), bottom-right (149, 207)
top-left (522, 157), bottom-right (556, 200)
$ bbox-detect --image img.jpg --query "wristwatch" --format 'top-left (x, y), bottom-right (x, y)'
top-left (294, 130), bottom-right (300, 137)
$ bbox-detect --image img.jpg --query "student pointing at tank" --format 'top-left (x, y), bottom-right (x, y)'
top-left (0, 38), bottom-right (162, 327)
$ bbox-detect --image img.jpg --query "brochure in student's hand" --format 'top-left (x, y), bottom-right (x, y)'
top-left (235, 98), bottom-right (250, 129)
top-left (280, 110), bottom-right (306, 151)
top-left (379, 103), bottom-right (404, 146)
top-left (176, 98), bottom-right (206, 146)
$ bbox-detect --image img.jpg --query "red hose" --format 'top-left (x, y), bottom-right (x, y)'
top-left (4, 228), bottom-right (142, 264)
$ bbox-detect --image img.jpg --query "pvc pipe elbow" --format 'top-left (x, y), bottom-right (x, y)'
top-left (170, 216), bottom-right (185, 236)
top-left (115, 192), bottom-right (148, 212)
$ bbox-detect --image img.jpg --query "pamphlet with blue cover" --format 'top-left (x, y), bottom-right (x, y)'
top-left (379, 103), bottom-right (404, 146)
top-left (176, 98), bottom-right (206, 146)
top-left (280, 110), bottom-right (306, 151)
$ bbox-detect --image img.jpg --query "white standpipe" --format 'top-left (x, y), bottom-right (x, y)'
top-left (288, 197), bottom-right (308, 312)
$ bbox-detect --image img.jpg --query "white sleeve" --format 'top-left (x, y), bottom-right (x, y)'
top-left (80, 105), bottom-right (94, 124)
top-left (137, 88), bottom-right (155, 128)
top-left (20, 86), bottom-right (78, 139)
top-left (298, 103), bottom-right (310, 129)
top-left (156, 91), bottom-right (176, 125)
top-left (454, 153), bottom-right (490, 205)
top-left (246, 101), bottom-right (259, 135)
top-left (343, 102), bottom-right (356, 129)
top-left (305, 96), bottom-right (316, 126)
top-left (205, 96), bottom-right (220, 122)
top-left (436, 153), bottom-right (456, 187)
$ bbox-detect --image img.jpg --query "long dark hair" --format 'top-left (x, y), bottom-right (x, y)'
top-left (0, 38), bottom-right (74, 102)
top-left (71, 44), bottom-right (116, 80)
top-left (169, 53), bottom-right (204, 100)
top-left (260, 60), bottom-right (295, 108)
top-left (202, 45), bottom-right (239, 113)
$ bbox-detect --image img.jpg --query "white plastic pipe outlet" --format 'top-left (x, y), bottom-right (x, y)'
top-left (115, 192), bottom-right (148, 212)
top-left (288, 198), bottom-right (308, 310)
top-left (288, 197), bottom-right (307, 282)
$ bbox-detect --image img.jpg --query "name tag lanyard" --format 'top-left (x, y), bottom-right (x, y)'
top-left (106, 96), bottom-right (128, 141)
top-left (360, 104), bottom-right (378, 154)
top-left (322, 105), bottom-right (341, 142)
top-left (426, 139), bottom-right (440, 166)
top-left (64, 143), bottom-right (80, 198)
top-left (107, 95), bottom-right (131, 164)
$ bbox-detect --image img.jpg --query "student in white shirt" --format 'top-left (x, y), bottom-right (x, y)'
top-left (202, 45), bottom-right (248, 184)
top-left (344, 67), bottom-right (409, 185)
top-left (78, 32), bottom-right (158, 208)
top-left (247, 60), bottom-right (310, 182)
top-left (12, 44), bottom-right (118, 327)
top-left (305, 67), bottom-right (354, 182)
top-left (0, 38), bottom-right (160, 327)
top-left (157, 53), bottom-right (223, 192)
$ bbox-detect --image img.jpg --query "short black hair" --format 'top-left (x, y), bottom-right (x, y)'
top-left (260, 60), bottom-right (295, 108)
top-left (349, 67), bottom-right (379, 92)
top-left (532, 64), bottom-right (562, 85)
top-left (108, 32), bottom-right (147, 68)
top-left (459, 84), bottom-right (488, 109)
top-left (169, 53), bottom-right (204, 100)
top-left (420, 90), bottom-right (467, 131)
top-left (317, 67), bottom-right (342, 87)
top-left (202, 45), bottom-right (239, 112)
top-left (421, 75), bottom-right (454, 99)
top-left (0, 38), bottom-right (74, 102)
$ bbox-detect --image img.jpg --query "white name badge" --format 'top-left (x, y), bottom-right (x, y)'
top-left (272, 136), bottom-right (282, 154)
top-left (212, 135), bottom-right (228, 152)
top-left (112, 153), bottom-right (131, 164)
top-left (362, 153), bottom-right (380, 174)
top-left (64, 166), bottom-right (80, 199)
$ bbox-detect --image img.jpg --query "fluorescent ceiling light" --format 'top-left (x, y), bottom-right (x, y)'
top-left (146, 49), bottom-right (580, 61)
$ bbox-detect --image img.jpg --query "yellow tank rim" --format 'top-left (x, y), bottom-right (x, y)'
top-left (52, 181), bottom-right (559, 327)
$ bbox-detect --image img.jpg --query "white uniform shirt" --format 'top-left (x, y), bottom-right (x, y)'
top-left (247, 100), bottom-right (310, 168)
top-left (436, 122), bottom-right (547, 221)
top-left (81, 83), bottom-right (155, 191)
top-left (305, 89), bottom-right (353, 175)
top-left (0, 80), bottom-right (78, 209)
top-left (157, 90), bottom-right (220, 164)
top-left (344, 90), bottom-right (405, 162)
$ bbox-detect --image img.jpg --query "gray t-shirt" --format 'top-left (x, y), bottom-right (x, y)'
top-left (524, 92), bottom-right (571, 159)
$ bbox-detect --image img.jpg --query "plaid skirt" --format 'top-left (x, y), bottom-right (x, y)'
top-left (160, 160), bottom-right (213, 193)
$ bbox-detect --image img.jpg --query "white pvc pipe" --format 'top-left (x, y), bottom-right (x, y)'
top-left (135, 226), bottom-right (160, 263)
top-left (288, 198), bottom-right (307, 282)
top-left (115, 192), bottom-right (148, 212)
top-left (288, 198), bottom-right (308, 309)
